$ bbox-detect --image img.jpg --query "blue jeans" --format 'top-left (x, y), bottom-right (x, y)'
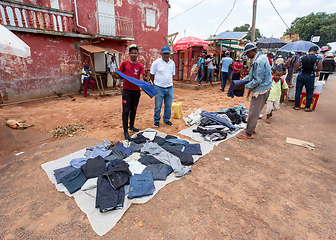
top-left (221, 71), bottom-right (228, 91)
top-left (207, 69), bottom-right (214, 83)
top-left (295, 73), bottom-right (314, 108)
top-left (154, 85), bottom-right (174, 123)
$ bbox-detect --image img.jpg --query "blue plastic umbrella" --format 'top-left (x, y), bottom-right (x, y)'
top-left (279, 40), bottom-right (320, 53)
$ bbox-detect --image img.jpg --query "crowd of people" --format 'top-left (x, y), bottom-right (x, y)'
top-left (81, 42), bottom-right (335, 140)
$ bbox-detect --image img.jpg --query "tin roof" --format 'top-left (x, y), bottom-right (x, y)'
top-left (211, 32), bottom-right (248, 41)
top-left (80, 45), bottom-right (121, 54)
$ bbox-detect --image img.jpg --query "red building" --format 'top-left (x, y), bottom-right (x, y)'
top-left (0, 0), bottom-right (169, 103)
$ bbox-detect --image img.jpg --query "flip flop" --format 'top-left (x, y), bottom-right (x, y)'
top-left (244, 128), bottom-right (258, 133)
top-left (237, 133), bottom-right (254, 139)
top-left (293, 107), bottom-right (300, 110)
top-left (305, 108), bottom-right (313, 112)
top-left (265, 119), bottom-right (271, 124)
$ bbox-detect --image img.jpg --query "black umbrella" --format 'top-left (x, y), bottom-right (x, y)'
top-left (257, 37), bottom-right (287, 49)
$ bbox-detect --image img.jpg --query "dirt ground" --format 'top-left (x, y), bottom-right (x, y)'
top-left (1, 77), bottom-right (336, 239)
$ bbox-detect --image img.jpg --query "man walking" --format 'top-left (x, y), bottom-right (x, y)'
top-left (293, 46), bottom-right (322, 112)
top-left (220, 51), bottom-right (232, 92)
top-left (205, 53), bottom-right (215, 84)
top-left (237, 42), bottom-right (272, 139)
top-left (197, 53), bottom-right (206, 85)
top-left (150, 46), bottom-right (175, 127)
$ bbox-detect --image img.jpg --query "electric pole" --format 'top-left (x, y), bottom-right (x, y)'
top-left (251, 0), bottom-right (257, 42)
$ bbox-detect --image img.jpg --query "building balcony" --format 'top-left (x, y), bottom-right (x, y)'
top-left (0, 0), bottom-right (74, 34)
top-left (89, 12), bottom-right (133, 39)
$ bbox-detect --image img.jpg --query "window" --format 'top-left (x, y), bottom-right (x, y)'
top-left (146, 9), bottom-right (155, 27)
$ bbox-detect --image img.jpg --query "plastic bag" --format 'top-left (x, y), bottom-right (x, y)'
top-left (172, 102), bottom-right (183, 119)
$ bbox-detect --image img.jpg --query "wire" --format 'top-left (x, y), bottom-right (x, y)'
top-left (169, 0), bottom-right (206, 21)
top-left (214, 0), bottom-right (238, 35)
top-left (268, 0), bottom-right (290, 29)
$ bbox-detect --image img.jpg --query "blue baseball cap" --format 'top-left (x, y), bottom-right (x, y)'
top-left (161, 46), bottom-right (171, 54)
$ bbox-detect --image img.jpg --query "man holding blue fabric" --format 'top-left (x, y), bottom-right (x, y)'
top-left (237, 42), bottom-right (272, 139)
top-left (113, 44), bottom-right (145, 140)
top-left (150, 46), bottom-right (175, 128)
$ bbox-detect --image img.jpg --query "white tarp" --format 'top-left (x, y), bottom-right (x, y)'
top-left (41, 130), bottom-right (213, 236)
top-left (0, 24), bottom-right (30, 58)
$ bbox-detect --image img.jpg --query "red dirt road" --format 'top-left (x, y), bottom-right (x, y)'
top-left (0, 77), bottom-right (336, 239)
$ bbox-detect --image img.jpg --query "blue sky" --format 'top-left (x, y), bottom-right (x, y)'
top-left (168, 0), bottom-right (336, 50)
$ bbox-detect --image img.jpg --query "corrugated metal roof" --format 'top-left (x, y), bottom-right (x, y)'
top-left (80, 45), bottom-right (121, 54)
top-left (211, 32), bottom-right (248, 41)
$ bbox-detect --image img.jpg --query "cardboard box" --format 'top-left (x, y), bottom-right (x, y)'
top-left (299, 93), bottom-right (320, 110)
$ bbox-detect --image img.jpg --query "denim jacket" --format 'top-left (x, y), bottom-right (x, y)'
top-left (243, 52), bottom-right (272, 92)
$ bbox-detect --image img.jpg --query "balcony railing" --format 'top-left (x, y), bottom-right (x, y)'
top-left (0, 0), bottom-right (73, 33)
top-left (89, 12), bottom-right (133, 38)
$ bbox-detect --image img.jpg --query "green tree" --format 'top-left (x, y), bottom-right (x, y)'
top-left (233, 24), bottom-right (264, 41)
top-left (285, 12), bottom-right (336, 47)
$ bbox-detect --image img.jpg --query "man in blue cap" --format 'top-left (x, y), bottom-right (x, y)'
top-left (150, 46), bottom-right (175, 127)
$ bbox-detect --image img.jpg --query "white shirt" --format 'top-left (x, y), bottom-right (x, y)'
top-left (107, 61), bottom-right (116, 72)
top-left (206, 57), bottom-right (215, 69)
top-left (150, 58), bottom-right (175, 88)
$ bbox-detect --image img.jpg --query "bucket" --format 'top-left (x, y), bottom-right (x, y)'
top-left (172, 102), bottom-right (183, 119)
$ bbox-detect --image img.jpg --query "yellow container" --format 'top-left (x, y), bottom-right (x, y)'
top-left (172, 102), bottom-right (183, 119)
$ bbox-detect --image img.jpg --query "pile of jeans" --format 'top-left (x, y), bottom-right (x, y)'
top-left (191, 104), bottom-right (248, 142)
top-left (53, 132), bottom-right (203, 213)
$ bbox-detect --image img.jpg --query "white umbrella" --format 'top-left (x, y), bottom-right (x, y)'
top-left (0, 24), bottom-right (30, 58)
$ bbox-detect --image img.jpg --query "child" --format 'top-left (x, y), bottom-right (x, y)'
top-left (81, 63), bottom-right (96, 97)
top-left (280, 67), bottom-right (289, 104)
top-left (265, 67), bottom-right (288, 124)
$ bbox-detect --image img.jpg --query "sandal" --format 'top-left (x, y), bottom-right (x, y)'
top-left (237, 133), bottom-right (254, 139)
top-left (293, 107), bottom-right (300, 110)
top-left (265, 119), bottom-right (271, 124)
top-left (244, 128), bottom-right (257, 133)
top-left (305, 108), bottom-right (313, 112)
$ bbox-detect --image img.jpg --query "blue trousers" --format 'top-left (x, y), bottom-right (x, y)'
top-left (154, 85), bottom-right (174, 123)
top-left (207, 69), bottom-right (214, 83)
top-left (295, 73), bottom-right (314, 108)
top-left (221, 71), bottom-right (228, 91)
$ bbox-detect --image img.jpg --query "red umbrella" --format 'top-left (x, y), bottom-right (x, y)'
top-left (173, 37), bottom-right (208, 52)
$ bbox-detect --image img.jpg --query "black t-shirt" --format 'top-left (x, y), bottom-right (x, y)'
top-left (301, 54), bottom-right (317, 74)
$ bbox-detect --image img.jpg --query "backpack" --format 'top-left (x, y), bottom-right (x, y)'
top-left (284, 57), bottom-right (293, 69)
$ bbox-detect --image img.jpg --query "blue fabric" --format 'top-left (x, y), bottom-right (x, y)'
top-left (107, 159), bottom-right (124, 171)
top-left (114, 143), bottom-right (133, 157)
top-left (182, 143), bottom-right (202, 155)
top-left (89, 148), bottom-right (112, 159)
top-left (242, 52), bottom-right (272, 93)
top-left (154, 85), bottom-right (174, 123)
top-left (198, 58), bottom-right (205, 69)
top-left (142, 164), bottom-right (173, 181)
top-left (166, 139), bottom-right (189, 146)
top-left (96, 175), bottom-right (125, 212)
top-left (200, 110), bottom-right (237, 131)
top-left (116, 71), bottom-right (157, 98)
top-left (60, 168), bottom-right (87, 194)
top-left (128, 172), bottom-right (155, 199)
top-left (70, 148), bottom-right (112, 169)
top-left (227, 80), bottom-right (249, 98)
top-left (53, 165), bottom-right (77, 184)
top-left (295, 73), bottom-right (315, 108)
top-left (221, 72), bottom-right (228, 91)
top-left (70, 157), bottom-right (88, 169)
